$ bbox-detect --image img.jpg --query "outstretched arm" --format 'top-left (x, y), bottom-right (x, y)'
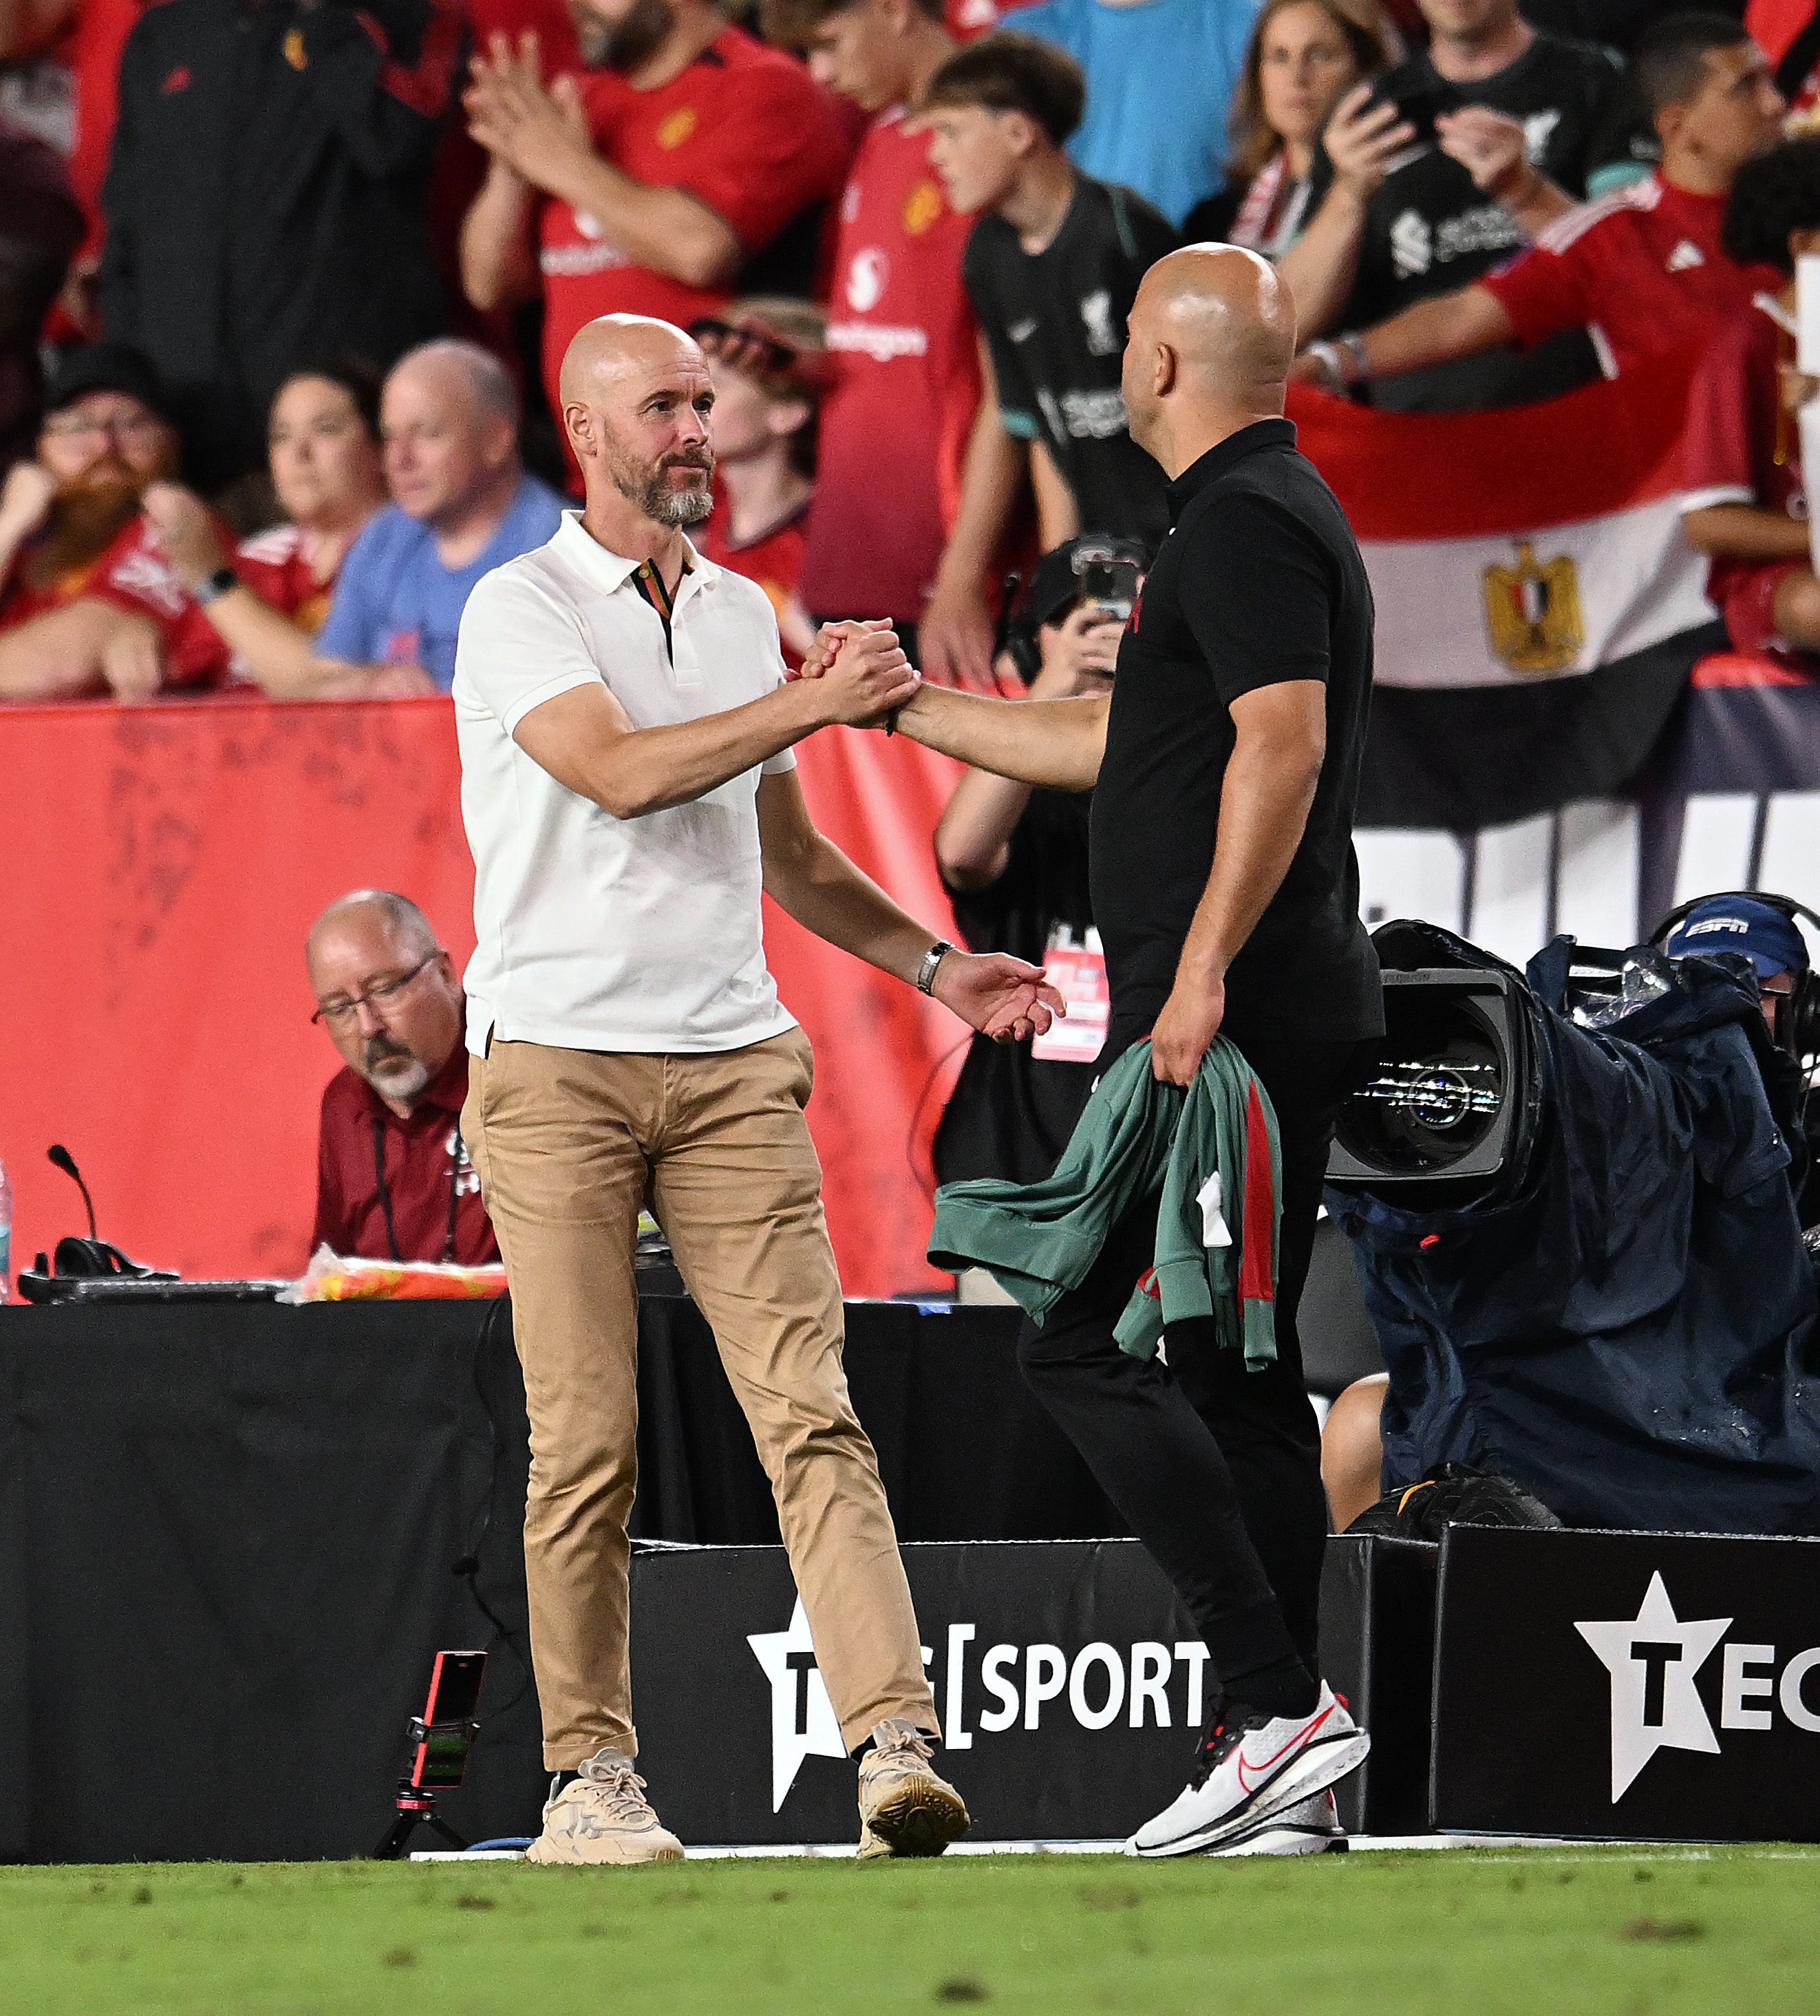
top-left (757, 769), bottom-right (1061, 1042)
top-left (513, 625), bottom-right (917, 819)
top-left (892, 676), bottom-right (1109, 792)
top-left (1296, 281), bottom-right (1514, 387)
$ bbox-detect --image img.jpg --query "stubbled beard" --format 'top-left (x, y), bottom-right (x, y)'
top-left (576, 0), bottom-right (672, 72)
top-left (608, 445), bottom-right (714, 528)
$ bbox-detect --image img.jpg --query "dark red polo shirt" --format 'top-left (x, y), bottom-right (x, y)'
top-left (311, 1044), bottom-right (499, 1265)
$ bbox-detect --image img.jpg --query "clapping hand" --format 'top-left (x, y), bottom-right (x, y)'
top-left (466, 32), bottom-right (592, 193)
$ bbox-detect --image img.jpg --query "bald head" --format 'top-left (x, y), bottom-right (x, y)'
top-left (1120, 246), bottom-right (1297, 475)
top-left (560, 314), bottom-right (716, 531)
top-left (381, 341), bottom-right (520, 529)
top-left (307, 890), bottom-right (440, 973)
top-left (306, 891), bottom-right (463, 1111)
top-left (559, 314), bottom-right (701, 408)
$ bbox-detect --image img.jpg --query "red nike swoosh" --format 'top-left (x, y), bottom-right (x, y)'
top-left (1235, 1701), bottom-right (1336, 1795)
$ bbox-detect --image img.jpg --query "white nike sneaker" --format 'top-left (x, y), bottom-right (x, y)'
top-left (1197, 1788), bottom-right (1347, 1857)
top-left (1126, 1682), bottom-right (1368, 1859)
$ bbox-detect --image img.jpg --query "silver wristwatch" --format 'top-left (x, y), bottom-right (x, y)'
top-left (915, 941), bottom-right (954, 995)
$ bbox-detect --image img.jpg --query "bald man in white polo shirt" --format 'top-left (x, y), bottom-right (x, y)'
top-left (454, 314), bottom-right (1060, 1866)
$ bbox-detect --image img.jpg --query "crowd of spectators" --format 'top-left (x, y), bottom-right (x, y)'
top-left (0, 0), bottom-right (1803, 713)
top-left (0, 0), bottom-right (1812, 716)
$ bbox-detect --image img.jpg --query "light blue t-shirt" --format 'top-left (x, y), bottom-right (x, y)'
top-left (314, 473), bottom-right (568, 690)
top-left (1010, 0), bottom-right (1262, 227)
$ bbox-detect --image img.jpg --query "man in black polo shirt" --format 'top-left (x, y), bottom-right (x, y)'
top-left (855, 244), bottom-right (1384, 1856)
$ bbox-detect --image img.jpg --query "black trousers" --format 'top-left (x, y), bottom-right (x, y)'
top-left (1017, 1034), bottom-right (1372, 1695)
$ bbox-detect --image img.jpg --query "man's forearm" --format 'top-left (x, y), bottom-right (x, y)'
top-left (936, 766), bottom-right (1034, 888)
top-left (895, 680), bottom-right (1106, 791)
top-left (1360, 283), bottom-right (1513, 380)
top-left (763, 826), bottom-right (938, 983)
top-left (1498, 169), bottom-right (1573, 243)
top-left (1173, 731), bottom-right (1321, 991)
top-left (524, 678), bottom-right (836, 819)
top-left (461, 166), bottom-right (538, 312)
top-left (1682, 503), bottom-right (1812, 564)
top-left (935, 396), bottom-right (1028, 593)
top-left (535, 154), bottom-right (736, 288)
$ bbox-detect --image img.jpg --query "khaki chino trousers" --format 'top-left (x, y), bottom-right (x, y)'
top-left (463, 1027), bottom-right (938, 1769)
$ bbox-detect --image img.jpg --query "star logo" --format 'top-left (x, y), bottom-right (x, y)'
top-left (1576, 1573), bottom-right (1731, 1801)
top-left (747, 1598), bottom-right (846, 1812)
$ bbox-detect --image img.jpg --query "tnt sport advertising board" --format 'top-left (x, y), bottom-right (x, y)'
top-left (1432, 1526), bottom-right (1820, 1841)
top-left (627, 1535), bottom-right (1441, 1846)
top-left (628, 1539), bottom-right (1208, 1846)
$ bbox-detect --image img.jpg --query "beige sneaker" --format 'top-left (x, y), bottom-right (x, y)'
top-left (856, 1718), bottom-right (970, 1858)
top-left (524, 1749), bottom-right (685, 1865)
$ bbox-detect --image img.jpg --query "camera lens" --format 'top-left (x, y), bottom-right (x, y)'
top-left (1336, 996), bottom-right (1504, 1176)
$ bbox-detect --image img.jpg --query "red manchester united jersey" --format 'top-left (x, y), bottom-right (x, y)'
top-left (1680, 294), bottom-right (1807, 616)
top-left (536, 29), bottom-right (849, 416)
top-left (699, 493), bottom-right (808, 663)
top-left (797, 106), bottom-right (981, 624)
top-left (1, 514), bottom-right (230, 689)
top-left (1483, 175), bottom-right (1783, 378)
top-left (234, 521), bottom-right (341, 636)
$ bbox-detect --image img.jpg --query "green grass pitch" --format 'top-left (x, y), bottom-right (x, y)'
top-left (3, 1845), bottom-right (1817, 2015)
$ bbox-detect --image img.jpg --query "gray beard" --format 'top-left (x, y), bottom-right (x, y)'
top-left (612, 455), bottom-right (713, 527)
top-left (365, 1053), bottom-right (431, 1104)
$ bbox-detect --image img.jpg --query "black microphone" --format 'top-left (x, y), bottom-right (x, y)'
top-left (47, 1144), bottom-right (98, 1241)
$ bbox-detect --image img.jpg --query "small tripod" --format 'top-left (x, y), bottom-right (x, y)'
top-left (372, 1651), bottom-right (488, 1860)
top-left (374, 1777), bottom-right (473, 1859)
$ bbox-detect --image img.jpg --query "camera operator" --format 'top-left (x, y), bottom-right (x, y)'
top-left (1320, 888), bottom-right (1820, 1534)
top-left (1662, 893), bottom-right (1819, 1227)
top-left (932, 535), bottom-right (1145, 1190)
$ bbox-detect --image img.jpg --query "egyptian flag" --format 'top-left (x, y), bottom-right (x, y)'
top-left (1288, 350), bottom-right (1725, 831)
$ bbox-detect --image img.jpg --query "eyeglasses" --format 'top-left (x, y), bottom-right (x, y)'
top-left (43, 412), bottom-right (167, 443)
top-left (311, 953), bottom-right (440, 1028)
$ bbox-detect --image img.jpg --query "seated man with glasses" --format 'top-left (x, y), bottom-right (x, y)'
top-left (0, 343), bottom-right (234, 703)
top-left (307, 888), bottom-right (499, 1266)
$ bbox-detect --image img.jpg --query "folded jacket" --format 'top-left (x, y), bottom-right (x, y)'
top-left (928, 1036), bottom-right (1281, 1369)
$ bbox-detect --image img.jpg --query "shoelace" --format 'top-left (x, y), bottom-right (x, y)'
top-left (866, 1723), bottom-right (934, 1774)
top-left (575, 1759), bottom-right (658, 1824)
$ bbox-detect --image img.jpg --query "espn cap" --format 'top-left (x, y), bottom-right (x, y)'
top-left (1664, 896), bottom-right (1810, 979)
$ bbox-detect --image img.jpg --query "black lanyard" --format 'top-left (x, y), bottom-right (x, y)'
top-left (371, 1115), bottom-right (461, 1264)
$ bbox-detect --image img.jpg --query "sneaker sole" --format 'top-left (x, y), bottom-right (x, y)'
top-left (860, 1776), bottom-right (971, 1858)
top-left (1200, 1823), bottom-right (1348, 1859)
top-left (524, 1836), bottom-right (685, 1866)
top-left (1129, 1728), bottom-right (1370, 1860)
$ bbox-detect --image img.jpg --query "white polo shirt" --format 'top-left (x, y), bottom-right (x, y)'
top-left (453, 511), bottom-right (800, 1055)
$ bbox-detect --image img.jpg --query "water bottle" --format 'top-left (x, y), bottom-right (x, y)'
top-left (0, 1152), bottom-right (11, 1304)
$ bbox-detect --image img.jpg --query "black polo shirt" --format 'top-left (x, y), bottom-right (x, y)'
top-left (1089, 418), bottom-right (1383, 1054)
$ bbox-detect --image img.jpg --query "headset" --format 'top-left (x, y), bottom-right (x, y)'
top-left (1650, 891), bottom-right (1820, 1060)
